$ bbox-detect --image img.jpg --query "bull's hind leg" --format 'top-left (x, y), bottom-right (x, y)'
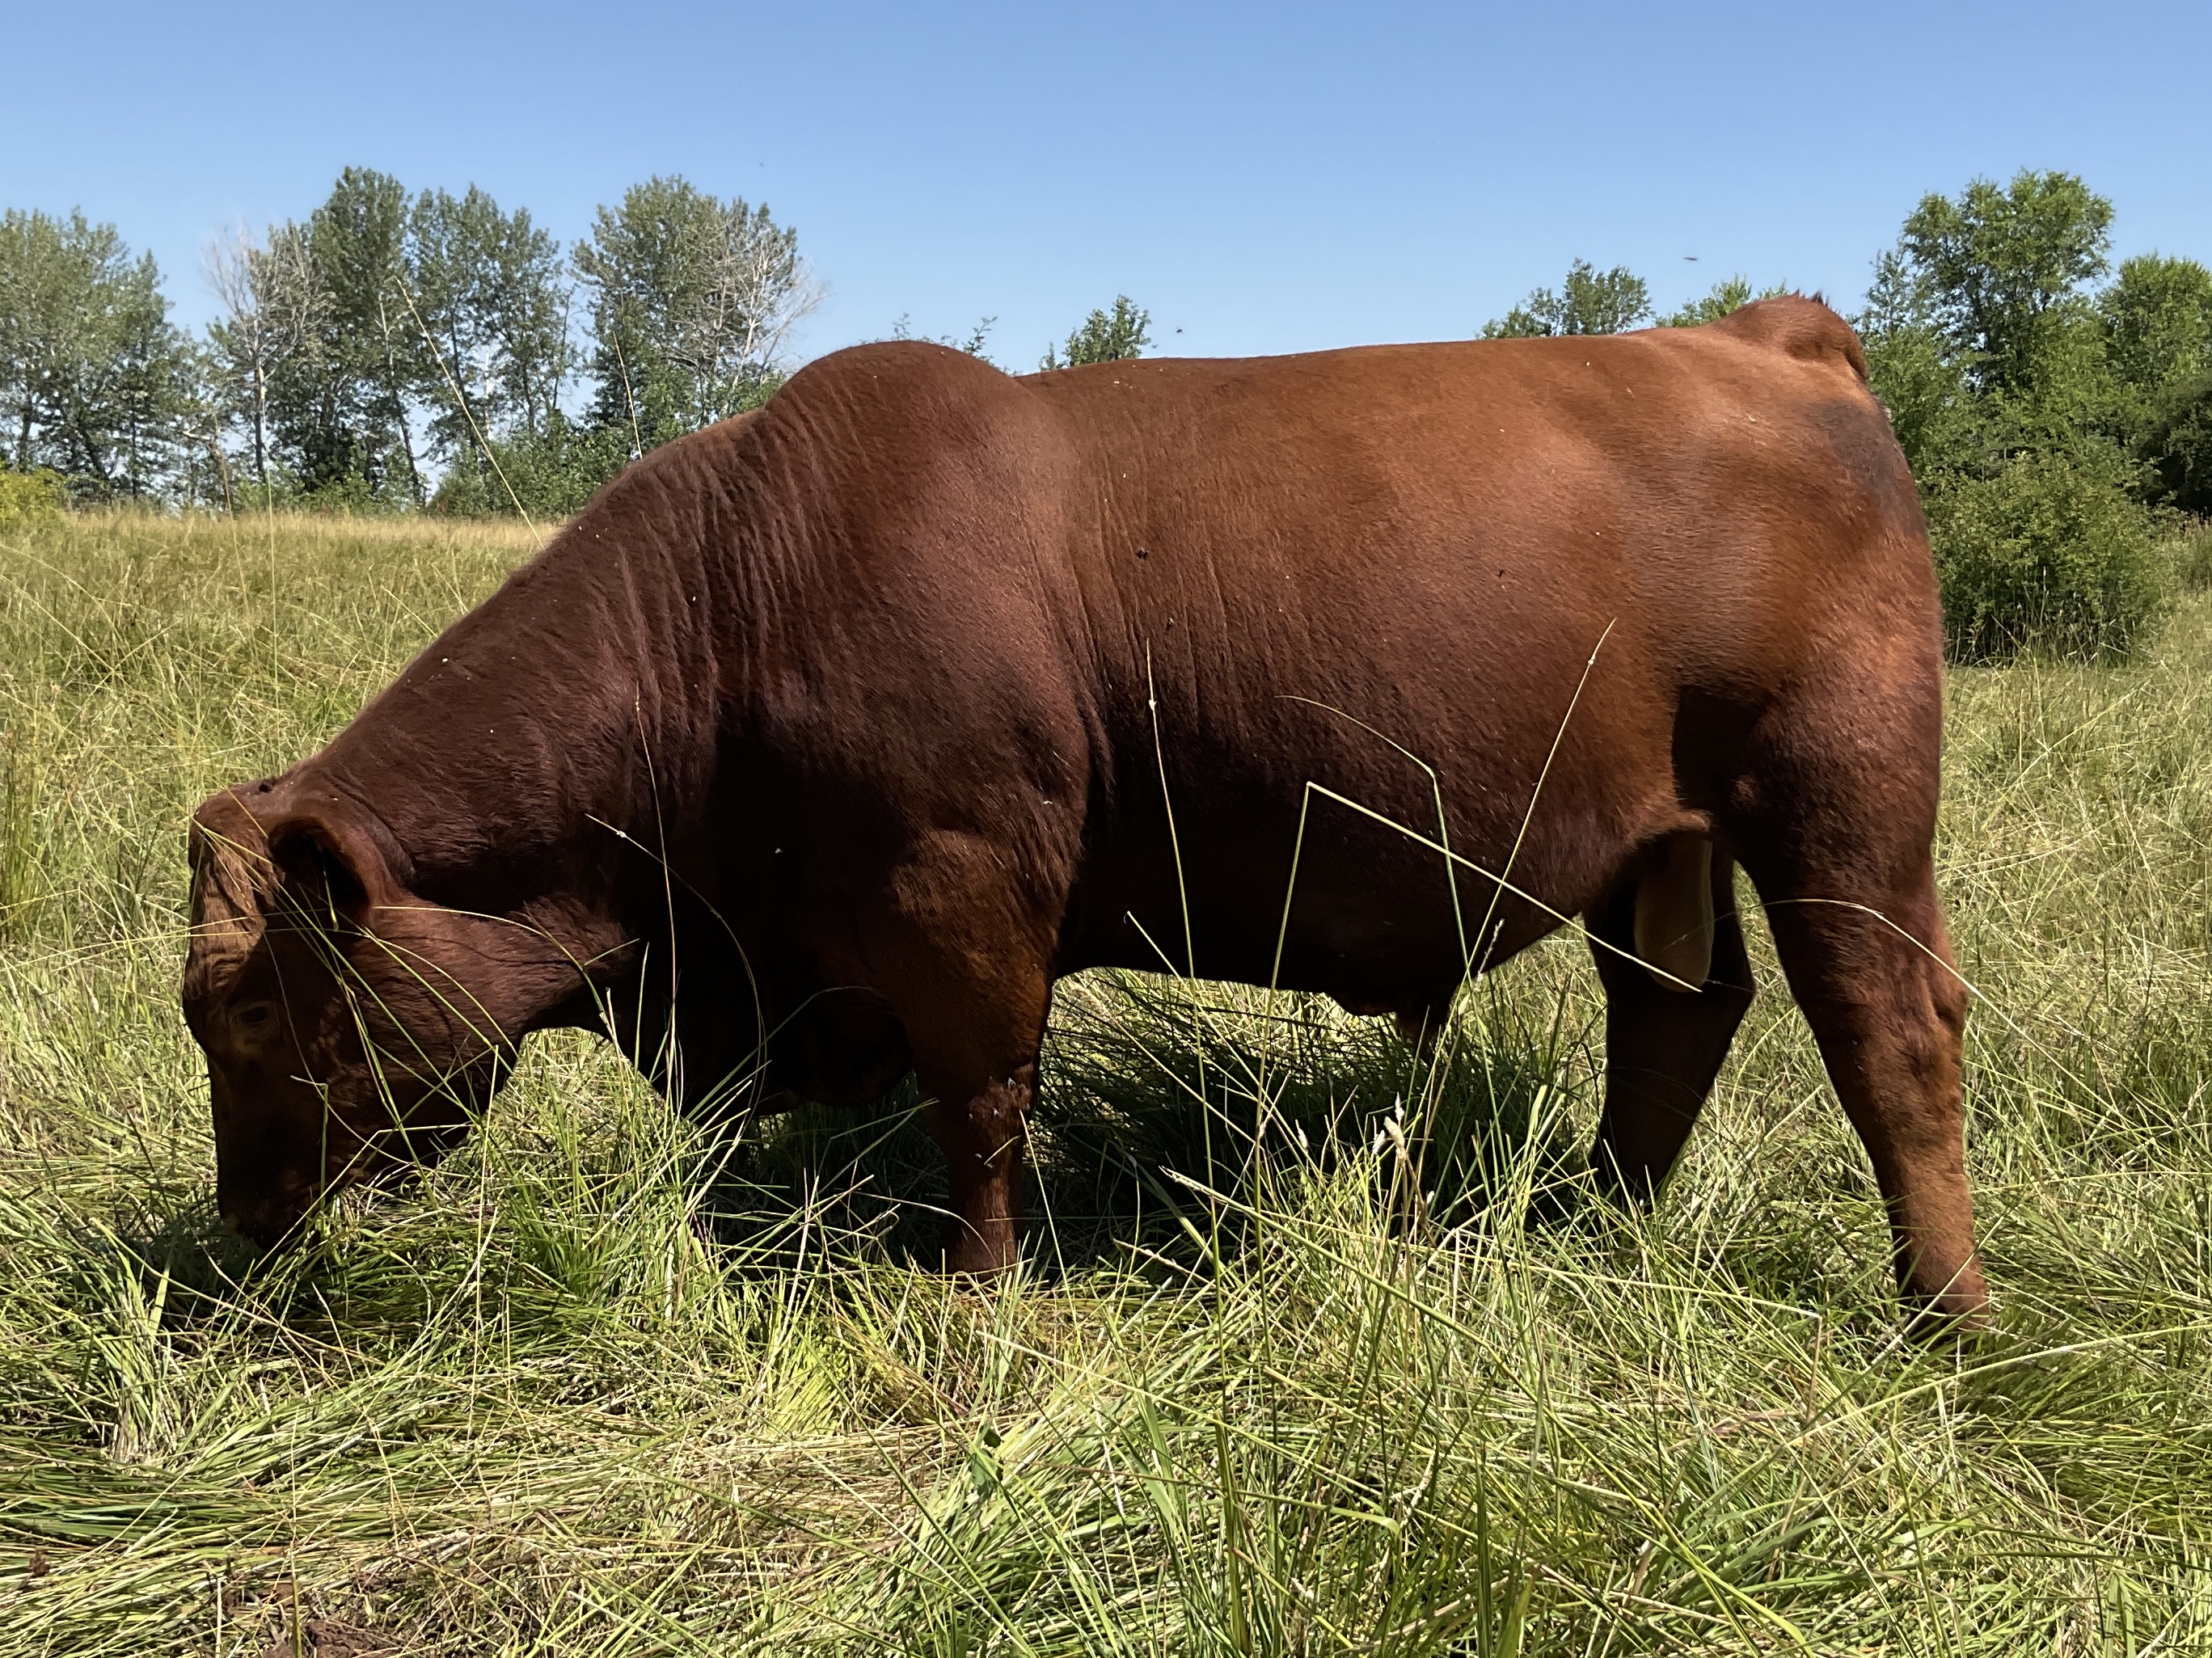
top-left (1754, 855), bottom-right (1985, 1324)
top-left (1736, 668), bottom-right (1987, 1327)
top-left (1586, 841), bottom-right (1756, 1202)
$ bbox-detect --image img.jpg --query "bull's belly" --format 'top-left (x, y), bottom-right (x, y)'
top-left (1058, 812), bottom-right (1598, 1012)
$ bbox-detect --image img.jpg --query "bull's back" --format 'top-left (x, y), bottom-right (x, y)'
top-left (1028, 301), bottom-right (1920, 732)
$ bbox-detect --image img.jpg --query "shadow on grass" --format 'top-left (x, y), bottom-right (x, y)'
top-left (69, 1186), bottom-right (269, 1332)
top-left (93, 973), bottom-right (1603, 1329)
top-left (707, 971), bottom-right (1599, 1277)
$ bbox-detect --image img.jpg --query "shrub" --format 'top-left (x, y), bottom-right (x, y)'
top-left (1864, 321), bottom-right (1989, 482)
top-left (0, 468), bottom-right (68, 529)
top-left (2172, 518), bottom-right (2212, 591)
top-left (2142, 369), bottom-right (2212, 517)
top-left (293, 470), bottom-right (403, 517)
top-left (1929, 452), bottom-right (2169, 662)
top-left (429, 418), bottom-right (633, 521)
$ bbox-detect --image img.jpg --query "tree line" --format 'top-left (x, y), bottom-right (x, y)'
top-left (1, 169), bottom-right (819, 517)
top-left (1484, 171), bottom-right (2212, 660)
top-left (6, 162), bottom-right (2206, 659)
top-left (0, 167), bottom-right (1163, 521)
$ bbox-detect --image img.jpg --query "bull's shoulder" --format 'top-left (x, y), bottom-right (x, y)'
top-left (755, 340), bottom-right (1077, 507)
top-left (756, 340), bottom-right (1054, 476)
top-left (1700, 295), bottom-right (1869, 384)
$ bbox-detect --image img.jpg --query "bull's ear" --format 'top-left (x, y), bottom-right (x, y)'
top-left (188, 786), bottom-right (277, 913)
top-left (265, 804), bottom-right (407, 927)
top-left (186, 787), bottom-right (279, 1003)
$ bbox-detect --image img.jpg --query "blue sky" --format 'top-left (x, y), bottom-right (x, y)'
top-left (3, 1), bottom-right (2206, 369)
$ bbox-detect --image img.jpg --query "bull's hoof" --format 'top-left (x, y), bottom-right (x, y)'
top-left (941, 1223), bottom-right (1019, 1276)
top-left (1899, 1288), bottom-right (1995, 1343)
top-left (1523, 1166), bottom-right (1608, 1230)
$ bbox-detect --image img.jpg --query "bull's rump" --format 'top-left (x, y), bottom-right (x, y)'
top-left (879, 306), bottom-right (1931, 994)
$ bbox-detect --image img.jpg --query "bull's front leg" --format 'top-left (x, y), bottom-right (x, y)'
top-left (867, 932), bottom-right (1052, 1275)
top-left (861, 827), bottom-right (1068, 1276)
top-left (902, 983), bottom-right (1053, 1275)
top-left (922, 1061), bottom-right (1036, 1272)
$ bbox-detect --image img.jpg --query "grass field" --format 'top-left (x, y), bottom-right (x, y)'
top-left (2, 508), bottom-right (2209, 1656)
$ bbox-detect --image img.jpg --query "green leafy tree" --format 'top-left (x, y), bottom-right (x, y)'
top-left (1861, 175), bottom-right (2132, 487)
top-left (205, 221), bottom-right (323, 499)
top-left (2142, 371), bottom-right (2212, 516)
top-left (1481, 260), bottom-right (1651, 339)
top-left (1856, 171), bottom-right (2183, 661)
top-left (1896, 170), bottom-right (2113, 398)
top-left (407, 185), bottom-right (572, 494)
top-left (318, 167), bottom-right (422, 500)
top-left (0, 209), bottom-right (194, 499)
top-left (1040, 296), bottom-right (1150, 369)
top-left (2100, 255), bottom-right (2212, 395)
top-left (219, 174), bottom-right (577, 513)
top-left (1858, 244), bottom-right (1993, 483)
top-left (430, 410), bottom-right (631, 521)
top-left (258, 168), bottom-right (424, 504)
top-left (575, 177), bottom-right (814, 453)
top-left (2096, 255), bottom-right (2212, 508)
top-left (1861, 325), bottom-right (1986, 486)
top-left (1994, 302), bottom-right (2130, 460)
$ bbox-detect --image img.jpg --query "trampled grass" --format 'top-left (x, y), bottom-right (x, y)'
top-left (1, 508), bottom-right (2209, 1655)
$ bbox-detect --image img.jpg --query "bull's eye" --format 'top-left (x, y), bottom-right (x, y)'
top-left (235, 1002), bottom-right (275, 1031)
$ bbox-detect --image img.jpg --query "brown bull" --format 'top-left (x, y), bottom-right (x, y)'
top-left (184, 297), bottom-right (1986, 1322)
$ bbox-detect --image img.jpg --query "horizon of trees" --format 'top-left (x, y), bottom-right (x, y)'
top-left (3, 167), bottom-right (2208, 542)
top-left (0, 170), bottom-right (1167, 521)
top-left (1, 171), bottom-right (823, 518)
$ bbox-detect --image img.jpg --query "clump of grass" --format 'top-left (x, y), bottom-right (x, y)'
top-left (1929, 454), bottom-right (2171, 664)
top-left (1, 512), bottom-right (2209, 1653)
top-left (0, 469), bottom-right (66, 529)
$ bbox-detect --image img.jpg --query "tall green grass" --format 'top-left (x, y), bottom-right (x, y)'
top-left (1, 510), bottom-right (2208, 1654)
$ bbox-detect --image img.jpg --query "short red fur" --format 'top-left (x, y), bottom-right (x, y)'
top-left (184, 298), bottom-right (1986, 1323)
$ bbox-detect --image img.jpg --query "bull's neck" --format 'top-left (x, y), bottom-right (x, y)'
top-left (302, 454), bottom-right (754, 912)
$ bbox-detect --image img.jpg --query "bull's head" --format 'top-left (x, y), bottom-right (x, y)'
top-left (183, 782), bottom-right (602, 1245)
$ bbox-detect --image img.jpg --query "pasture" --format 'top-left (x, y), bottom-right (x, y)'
top-left (2, 509), bottom-right (2209, 1655)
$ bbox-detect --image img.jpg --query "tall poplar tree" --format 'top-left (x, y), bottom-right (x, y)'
top-left (205, 221), bottom-right (323, 497)
top-left (260, 167), bottom-right (422, 502)
top-left (0, 209), bottom-right (193, 497)
top-left (575, 177), bottom-right (814, 451)
top-left (407, 185), bottom-right (572, 482)
top-left (1482, 260), bottom-right (1653, 339)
